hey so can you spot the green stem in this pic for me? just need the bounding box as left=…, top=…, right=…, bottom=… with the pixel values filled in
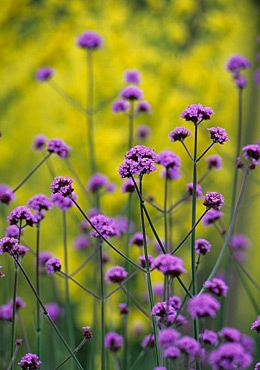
left=99, top=240, right=105, bottom=370
left=181, top=140, right=194, bottom=161
left=54, top=339, right=86, bottom=370
left=36, top=222, right=41, bottom=356
left=128, top=102, right=135, bottom=149
left=164, top=175, right=168, bottom=251
left=235, top=263, right=259, bottom=314
left=57, top=271, right=100, bottom=300
left=120, top=285, right=150, bottom=319
left=196, top=142, right=215, bottom=162
left=87, top=50, right=96, bottom=174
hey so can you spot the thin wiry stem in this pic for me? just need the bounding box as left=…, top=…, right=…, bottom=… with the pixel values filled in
left=6, top=342, right=20, bottom=370
left=128, top=102, right=135, bottom=149
left=181, top=140, right=194, bottom=161
left=36, top=222, right=41, bottom=356
left=164, top=175, right=169, bottom=251
left=57, top=271, right=100, bottom=300
left=86, top=50, right=96, bottom=174
left=54, top=339, right=86, bottom=370
left=105, top=271, right=137, bottom=299
left=120, top=284, right=150, bottom=319
left=196, top=142, right=215, bottom=162
left=70, top=249, right=98, bottom=277
left=98, top=240, right=105, bottom=370
left=235, top=263, right=259, bottom=314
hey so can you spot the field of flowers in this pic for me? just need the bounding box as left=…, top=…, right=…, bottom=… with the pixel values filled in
left=0, top=1, right=260, bottom=369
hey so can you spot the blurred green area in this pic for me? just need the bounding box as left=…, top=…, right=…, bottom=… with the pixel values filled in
left=0, top=0, right=260, bottom=368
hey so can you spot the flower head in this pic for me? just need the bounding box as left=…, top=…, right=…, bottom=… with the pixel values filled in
left=139, top=255, right=153, bottom=268
left=45, top=303, right=62, bottom=321
left=180, top=104, right=214, bottom=124
left=119, top=145, right=157, bottom=178
left=0, top=237, right=19, bottom=255
left=152, top=254, right=186, bottom=277
left=151, top=301, right=175, bottom=318
left=208, top=127, right=229, bottom=144
left=203, top=192, right=224, bottom=210
left=39, top=251, right=52, bottom=268
left=5, top=225, right=20, bottom=238
left=35, top=66, right=54, bottom=81
left=158, top=328, right=180, bottom=349
left=104, top=332, right=123, bottom=352
left=124, top=70, right=141, bottom=84
left=0, top=184, right=15, bottom=205
left=163, top=346, right=181, bottom=360
left=195, top=238, right=212, bottom=255
left=121, top=178, right=135, bottom=193
left=188, top=293, right=220, bottom=318
left=51, top=193, right=75, bottom=211
left=118, top=303, right=129, bottom=315
left=82, top=326, right=92, bottom=339
left=168, top=126, right=192, bottom=142
left=112, top=99, right=130, bottom=113
left=46, top=257, right=61, bottom=274
left=33, top=134, right=47, bottom=151
left=48, top=138, right=70, bottom=158
left=77, top=30, right=103, bottom=49
left=177, top=336, right=202, bottom=358
left=51, top=176, right=74, bottom=197
left=251, top=316, right=260, bottom=333
left=120, top=85, right=143, bottom=100
left=219, top=327, right=241, bottom=342
left=0, top=304, right=12, bottom=321
left=242, top=144, right=260, bottom=164
left=200, top=329, right=218, bottom=346
left=206, top=155, right=222, bottom=170
left=136, top=101, right=151, bottom=113
left=226, top=55, right=251, bottom=74
left=74, top=234, right=90, bottom=250
left=136, top=125, right=151, bottom=140
left=130, top=232, right=149, bottom=247
left=8, top=206, right=36, bottom=227
left=204, top=278, right=228, bottom=297
left=142, top=334, right=154, bottom=348
left=105, top=266, right=128, bottom=283
left=90, top=214, right=119, bottom=238
left=156, top=151, right=180, bottom=169
left=203, top=209, right=224, bottom=226
left=27, top=194, right=52, bottom=217
left=235, top=75, right=247, bottom=89
left=187, top=183, right=203, bottom=198
left=87, top=173, right=115, bottom=193
left=18, top=353, right=42, bottom=369
left=209, top=343, right=252, bottom=370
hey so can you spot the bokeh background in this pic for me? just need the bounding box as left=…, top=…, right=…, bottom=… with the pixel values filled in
left=0, top=0, right=260, bottom=368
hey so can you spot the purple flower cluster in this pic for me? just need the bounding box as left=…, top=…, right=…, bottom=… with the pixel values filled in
left=51, top=176, right=74, bottom=197
left=18, top=353, right=42, bottom=369
left=242, top=144, right=260, bottom=165
left=136, top=125, right=151, bottom=140
left=187, top=183, right=203, bottom=198
left=251, top=316, right=260, bottom=333
left=195, top=238, right=212, bottom=255
left=105, top=266, right=128, bottom=283
left=168, top=126, right=192, bottom=142
left=177, top=336, right=202, bottom=358
left=121, top=178, right=135, bottom=193
left=203, top=192, right=224, bottom=210
left=203, top=209, right=224, bottom=226
left=226, top=55, right=251, bottom=89
left=156, top=151, right=180, bottom=180
left=206, top=155, right=222, bottom=170
left=136, top=100, right=151, bottom=113
left=180, top=104, right=214, bottom=124
left=188, top=293, right=220, bottom=318
left=46, top=257, right=61, bottom=274
left=104, top=332, right=123, bottom=352
left=33, top=134, right=47, bottom=151
left=230, top=234, right=250, bottom=263
left=112, top=99, right=130, bottom=113
left=74, top=234, right=90, bottom=250
left=35, top=67, right=54, bottom=81
left=130, top=232, right=149, bottom=247
left=87, top=173, right=115, bottom=193
left=204, top=278, right=228, bottom=297
left=27, top=194, right=52, bottom=221
left=219, top=327, right=241, bottom=342
left=158, top=328, right=180, bottom=349
left=77, top=30, right=103, bottom=50
left=139, top=255, right=153, bottom=268
left=51, top=193, right=75, bottom=211
left=152, top=254, right=186, bottom=277
left=0, top=184, right=15, bottom=205
left=124, top=70, right=141, bottom=84
left=90, top=214, right=119, bottom=238
left=8, top=206, right=36, bottom=227
left=200, top=329, right=218, bottom=346
left=45, top=303, right=62, bottom=321
left=208, top=127, right=229, bottom=144
left=119, top=145, right=157, bottom=178
left=142, top=334, right=154, bottom=348
left=47, top=138, right=70, bottom=158
left=120, top=85, right=143, bottom=100
left=209, top=343, right=252, bottom=369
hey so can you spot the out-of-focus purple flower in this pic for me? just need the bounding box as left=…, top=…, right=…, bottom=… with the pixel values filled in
left=219, top=327, right=241, bottom=342
left=27, top=194, right=52, bottom=220
left=0, top=237, right=19, bottom=255
left=142, top=334, right=154, bottom=348
left=130, top=232, right=149, bottom=247
left=151, top=301, right=175, bottom=318
left=152, top=283, right=164, bottom=298
left=162, top=166, right=180, bottom=180
left=46, top=257, right=61, bottom=274
left=177, top=336, right=202, bottom=358
left=208, top=127, right=229, bottom=144
left=5, top=225, right=20, bottom=238
left=152, top=254, right=186, bottom=277
left=169, top=296, right=182, bottom=311
left=77, top=30, right=103, bottom=49
left=203, top=192, right=224, bottom=210
left=203, top=209, right=224, bottom=226
left=105, top=266, right=128, bottom=284
left=90, top=214, right=119, bottom=238
left=0, top=303, right=12, bottom=321
left=51, top=193, right=76, bottom=211
left=188, top=293, right=220, bottom=319
left=255, top=68, right=260, bottom=86
left=226, top=55, right=251, bottom=74
left=240, top=335, right=255, bottom=354
left=195, top=238, right=212, bottom=255
left=206, top=155, right=222, bottom=170
left=82, top=326, right=92, bottom=339
left=8, top=206, right=36, bottom=227
left=45, top=303, right=62, bottom=321
left=74, top=234, right=90, bottom=250
left=235, top=75, right=247, bottom=89
left=187, top=183, right=203, bottom=198
left=124, top=70, right=141, bottom=84
left=87, top=173, right=115, bottom=193
left=242, top=144, right=260, bottom=164
left=251, top=316, right=260, bottom=333
left=112, top=99, right=130, bottom=113
left=0, top=184, right=15, bottom=205
left=48, top=138, right=70, bottom=158
left=18, top=353, right=42, bottom=369
left=136, top=101, right=151, bottom=113
left=51, top=176, right=74, bottom=197
left=35, top=66, right=54, bottom=81
left=200, top=329, right=218, bottom=346
left=255, top=362, right=260, bottom=370
left=136, top=125, right=151, bottom=140
left=121, top=85, right=143, bottom=101
left=209, top=343, right=252, bottom=370
left=180, top=104, right=214, bottom=124
left=13, top=297, right=26, bottom=310
left=121, top=178, right=135, bottom=193
left=104, top=332, right=123, bottom=352
left=204, top=278, right=228, bottom=297
left=33, top=134, right=47, bottom=151
left=114, top=217, right=133, bottom=236
left=158, top=328, right=180, bottom=349
left=154, top=367, right=166, bottom=370
left=17, top=245, right=29, bottom=257
left=163, top=346, right=181, bottom=360
left=229, top=234, right=250, bottom=259
left=169, top=126, right=192, bottom=142
left=156, top=151, right=180, bottom=169
left=118, top=303, right=129, bottom=315
left=39, top=251, right=52, bottom=268
left=119, top=145, right=157, bottom=178
left=139, top=255, right=153, bottom=268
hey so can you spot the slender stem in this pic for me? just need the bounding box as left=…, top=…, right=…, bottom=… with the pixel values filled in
left=196, top=142, right=215, bottom=162
left=120, top=284, right=150, bottom=319
left=181, top=140, right=194, bottom=161
left=235, top=263, right=259, bottom=314
left=54, top=339, right=86, bottom=370
left=36, top=222, right=41, bottom=356
left=139, top=177, right=160, bottom=366
left=57, top=271, right=100, bottom=300
left=164, top=175, right=169, bottom=251
left=198, top=171, right=209, bottom=184
left=18, top=312, right=30, bottom=352
left=65, top=158, right=92, bottom=204
left=6, top=342, right=20, bottom=370
left=176, top=276, right=193, bottom=298
left=128, top=102, right=135, bottom=149
left=70, top=249, right=98, bottom=277
left=145, top=198, right=164, bottom=213
left=99, top=240, right=105, bottom=370
left=105, top=271, right=137, bottom=299
left=113, top=354, right=121, bottom=370
left=12, top=153, right=51, bottom=193
left=87, top=50, right=96, bottom=174
left=167, top=194, right=189, bottom=213
left=129, top=349, right=145, bottom=370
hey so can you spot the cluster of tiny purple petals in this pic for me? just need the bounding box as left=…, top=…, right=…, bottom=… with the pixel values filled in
left=27, top=194, right=52, bottom=213
left=139, top=255, right=153, bottom=268
left=74, top=234, right=90, bottom=250
left=156, top=151, right=180, bottom=169
left=136, top=125, right=151, bottom=140
left=168, top=126, right=192, bottom=142
left=39, top=251, right=52, bottom=267
left=121, top=178, right=135, bottom=193
left=18, top=353, right=42, bottom=369
left=105, top=266, right=128, bottom=283
left=35, top=66, right=54, bottom=81
left=51, top=193, right=75, bottom=211
left=219, top=327, right=241, bottom=342
left=180, top=104, right=214, bottom=123
left=77, top=30, right=103, bottom=49
left=200, top=329, right=218, bottom=346
left=47, top=138, right=70, bottom=158
left=120, top=85, right=143, bottom=100
left=104, top=332, right=123, bottom=352
left=90, top=214, right=119, bottom=238
left=206, top=155, right=222, bottom=170
left=203, top=209, right=224, bottom=226
left=51, top=176, right=74, bottom=197
left=195, top=238, right=212, bottom=255
left=5, top=225, right=20, bottom=238
left=0, top=303, right=12, bottom=321
left=33, top=134, right=47, bottom=151
left=152, top=254, right=186, bottom=277
left=124, top=70, right=141, bottom=84
left=118, top=303, right=128, bottom=315
left=242, top=144, right=260, bottom=164
left=112, top=99, right=130, bottom=113
left=163, top=346, right=181, bottom=359
left=177, top=336, right=202, bottom=358
left=151, top=301, right=175, bottom=318
left=46, top=257, right=61, bottom=274
left=188, top=293, right=220, bottom=318
left=142, top=334, right=154, bottom=348
left=251, top=316, right=260, bottom=333
left=187, top=183, right=203, bottom=198
left=130, top=232, right=149, bottom=247
left=8, top=206, right=36, bottom=227
left=87, top=173, right=115, bottom=193
left=136, top=101, right=151, bottom=113
left=226, top=55, right=251, bottom=73
left=204, top=278, right=228, bottom=297
left=203, top=192, right=224, bottom=210
left=119, top=145, right=157, bottom=178
left=0, top=184, right=15, bottom=205
left=209, top=343, right=252, bottom=370
left=208, top=127, right=229, bottom=144
left=82, top=326, right=92, bottom=339
left=45, top=303, right=62, bottom=321
left=0, top=237, right=19, bottom=255
left=158, top=328, right=180, bottom=349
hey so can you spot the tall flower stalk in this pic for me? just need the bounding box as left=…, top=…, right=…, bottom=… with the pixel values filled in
left=35, top=222, right=41, bottom=356
left=98, top=239, right=105, bottom=370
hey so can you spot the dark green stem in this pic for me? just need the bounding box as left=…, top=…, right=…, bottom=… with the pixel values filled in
left=99, top=240, right=105, bottom=370
left=36, top=222, right=41, bottom=356
left=54, top=339, right=86, bottom=370
left=87, top=50, right=96, bottom=174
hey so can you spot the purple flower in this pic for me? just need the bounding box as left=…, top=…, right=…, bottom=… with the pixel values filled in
left=255, top=362, right=260, bottom=370
left=206, top=155, right=222, bottom=170
left=152, top=254, right=186, bottom=277
left=136, top=101, right=151, bottom=113
left=187, top=183, right=203, bottom=198
left=121, top=178, right=135, bottom=193
left=142, top=334, right=154, bottom=348
left=45, top=303, right=62, bottom=321
left=195, top=238, right=212, bottom=255
left=177, top=336, right=202, bottom=358
left=77, top=30, right=103, bottom=50
left=120, top=85, right=143, bottom=100
left=242, top=144, right=260, bottom=164
left=163, top=346, right=181, bottom=360
left=151, top=301, right=175, bottom=318
left=180, top=104, right=214, bottom=124
left=163, top=166, right=180, bottom=180
left=203, top=192, right=224, bottom=210
left=90, top=214, right=119, bottom=238
left=119, top=145, right=157, bottom=178
left=48, top=138, right=70, bottom=158
left=74, top=234, right=90, bottom=250
left=158, top=328, right=180, bottom=349
left=82, top=326, right=92, bottom=339
left=0, top=304, right=12, bottom=321
left=13, top=297, right=26, bottom=310
left=27, top=194, right=52, bottom=219
left=33, top=134, right=47, bottom=151
left=188, top=293, right=220, bottom=318
left=139, top=255, right=153, bottom=268
left=240, top=335, right=254, bottom=354
left=226, top=55, right=251, bottom=74
left=235, top=75, right=247, bottom=89
left=124, top=70, right=141, bottom=84
left=154, top=367, right=166, bottom=370
left=156, top=151, right=180, bottom=169
left=105, top=266, right=128, bottom=283
left=46, top=257, right=61, bottom=274
left=168, top=126, right=192, bottom=142
left=136, top=125, right=151, bottom=140
left=51, top=193, right=75, bottom=211
left=200, top=329, right=218, bottom=346
left=5, top=225, right=20, bottom=238
left=112, top=99, right=130, bottom=113
left=209, top=343, right=252, bottom=370
left=208, top=127, right=229, bottom=144
left=230, top=234, right=250, bottom=262
left=104, top=332, right=123, bottom=352
left=251, top=316, right=260, bottom=333
left=118, top=303, right=129, bottom=315
left=51, top=176, right=74, bottom=197
left=114, top=217, right=133, bottom=235
left=0, top=184, right=15, bottom=205
left=255, top=68, right=260, bottom=86
left=130, top=232, right=149, bottom=247
left=8, top=206, right=36, bottom=227
left=0, top=237, right=19, bottom=255
left=169, top=296, right=182, bottom=310
left=18, top=353, right=42, bottom=369
left=204, top=278, right=228, bottom=297
left=87, top=173, right=115, bottom=193
left=203, top=209, right=224, bottom=226
left=39, top=251, right=52, bottom=268
left=35, top=66, right=54, bottom=81
left=219, top=327, right=241, bottom=342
